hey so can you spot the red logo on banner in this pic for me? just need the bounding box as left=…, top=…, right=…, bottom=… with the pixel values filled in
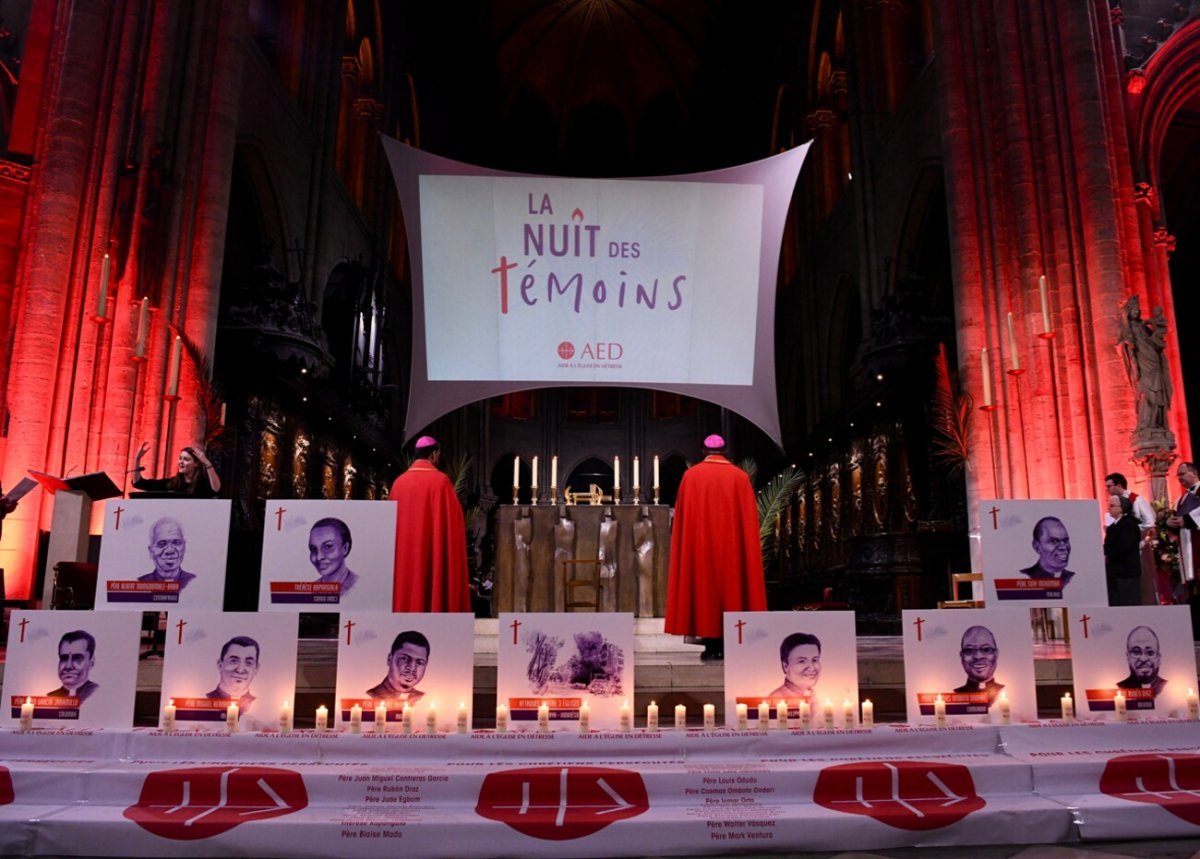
left=1100, top=753, right=1200, bottom=825
left=476, top=765, right=648, bottom=840
left=813, top=760, right=985, bottom=831
left=123, top=766, right=307, bottom=840
left=557, top=341, right=575, bottom=360
left=0, top=766, right=13, bottom=806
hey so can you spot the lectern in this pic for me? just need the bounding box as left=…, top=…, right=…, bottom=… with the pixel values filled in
left=29, top=470, right=120, bottom=607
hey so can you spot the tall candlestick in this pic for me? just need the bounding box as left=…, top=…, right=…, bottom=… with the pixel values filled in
left=934, top=694, right=946, bottom=727
left=653, top=455, right=660, bottom=488
left=1114, top=691, right=1127, bottom=722
left=279, top=700, right=293, bottom=734
left=19, top=697, right=33, bottom=732
left=226, top=701, right=239, bottom=734
left=735, top=702, right=748, bottom=731
left=674, top=703, right=687, bottom=730
left=776, top=699, right=789, bottom=730
left=1006, top=312, right=1021, bottom=372
left=315, top=704, right=329, bottom=732
left=551, top=455, right=558, bottom=489
left=531, top=455, right=539, bottom=492
left=426, top=703, right=438, bottom=734
left=998, top=690, right=1011, bottom=725
left=97, top=253, right=111, bottom=320
left=134, top=297, right=149, bottom=360
left=861, top=699, right=874, bottom=729
left=1060, top=692, right=1074, bottom=721
left=646, top=701, right=659, bottom=731
left=374, top=701, right=388, bottom=734
left=537, top=701, right=550, bottom=733
left=981, top=348, right=993, bottom=408
left=166, top=334, right=182, bottom=397
left=703, top=703, right=715, bottom=730
left=495, top=704, right=509, bottom=733
left=1039, top=275, right=1051, bottom=335
left=163, top=699, right=177, bottom=733
left=619, top=699, right=632, bottom=733
left=513, top=455, right=520, bottom=487
left=613, top=456, right=620, bottom=493
left=633, top=456, right=640, bottom=488
left=457, top=701, right=469, bottom=734
left=349, top=702, right=363, bottom=733
left=579, top=700, right=591, bottom=733
left=402, top=703, right=414, bottom=734
left=822, top=699, right=835, bottom=730
left=219, top=402, right=227, bottom=427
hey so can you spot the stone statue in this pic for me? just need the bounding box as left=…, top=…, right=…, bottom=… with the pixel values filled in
left=1119, top=296, right=1172, bottom=433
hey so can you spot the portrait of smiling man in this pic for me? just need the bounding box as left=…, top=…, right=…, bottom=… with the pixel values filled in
left=953, top=625, right=1004, bottom=705
left=1020, top=516, right=1076, bottom=585
left=365, top=630, right=430, bottom=704
left=46, top=630, right=99, bottom=702
left=138, top=516, right=196, bottom=589
left=308, top=517, right=359, bottom=595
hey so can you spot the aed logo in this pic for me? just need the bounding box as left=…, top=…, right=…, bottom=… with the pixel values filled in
left=813, top=760, right=985, bottom=831
left=556, top=342, right=623, bottom=361
left=476, top=765, right=648, bottom=840
left=0, top=765, right=12, bottom=806
left=1100, top=753, right=1200, bottom=825
left=123, top=766, right=308, bottom=840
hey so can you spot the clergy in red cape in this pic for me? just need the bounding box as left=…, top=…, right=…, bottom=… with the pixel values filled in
left=665, top=434, right=765, bottom=660
left=389, top=436, right=471, bottom=612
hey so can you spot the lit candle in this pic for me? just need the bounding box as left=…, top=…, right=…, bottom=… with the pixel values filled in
left=315, top=704, right=329, bottom=732
left=374, top=701, right=388, bottom=734
left=633, top=456, right=640, bottom=488
left=134, top=297, right=149, bottom=359
left=822, top=699, right=835, bottom=730
left=1114, top=691, right=1127, bottom=722
left=98, top=252, right=110, bottom=319
left=1007, top=312, right=1020, bottom=371
left=842, top=698, right=855, bottom=728
left=226, top=701, right=239, bottom=734
left=776, top=699, right=789, bottom=730
left=578, top=700, right=591, bottom=733
left=457, top=701, right=469, bottom=734
left=674, top=703, right=687, bottom=730
left=653, top=455, right=660, bottom=488
left=19, top=697, right=33, bottom=732
left=646, top=701, right=659, bottom=731
left=495, top=704, right=509, bottom=733
left=1187, top=689, right=1199, bottom=720
left=620, top=699, right=633, bottom=733
left=735, top=702, right=748, bottom=731
left=613, top=456, right=620, bottom=492
left=981, top=348, right=993, bottom=407
left=757, top=701, right=770, bottom=731
left=166, top=334, right=182, bottom=397
left=163, top=699, right=177, bottom=733
left=426, top=702, right=438, bottom=734
left=551, top=455, right=558, bottom=488
left=349, top=702, right=363, bottom=733
left=703, top=703, right=715, bottom=730
left=1039, top=275, right=1051, bottom=334
left=531, top=455, right=538, bottom=491
left=279, top=700, right=293, bottom=734
left=537, top=701, right=550, bottom=733
left=219, top=402, right=227, bottom=427
left=799, top=699, right=811, bottom=730
left=861, top=699, right=874, bottom=729
left=1061, top=692, right=1074, bottom=721
left=998, top=690, right=1012, bottom=725
left=513, top=455, right=519, bottom=487
left=934, top=694, right=946, bottom=727
left=402, top=703, right=414, bottom=734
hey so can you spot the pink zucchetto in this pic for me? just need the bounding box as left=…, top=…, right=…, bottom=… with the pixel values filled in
left=703, top=434, right=725, bottom=450
left=415, top=436, right=438, bottom=450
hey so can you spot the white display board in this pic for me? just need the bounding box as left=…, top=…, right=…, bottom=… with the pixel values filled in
left=1, top=610, right=141, bottom=729
left=1069, top=605, right=1199, bottom=720
left=159, top=611, right=299, bottom=732
left=497, top=613, right=634, bottom=731
left=257, top=499, right=398, bottom=611
left=901, top=609, right=1037, bottom=724
left=334, top=612, right=475, bottom=731
left=95, top=498, right=231, bottom=610
left=978, top=499, right=1107, bottom=608
left=723, top=611, right=859, bottom=727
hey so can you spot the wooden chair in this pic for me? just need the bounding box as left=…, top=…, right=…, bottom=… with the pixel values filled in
left=937, top=572, right=984, bottom=609
left=562, top=559, right=602, bottom=612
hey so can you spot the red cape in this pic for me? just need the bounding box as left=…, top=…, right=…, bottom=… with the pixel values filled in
left=665, top=455, right=766, bottom=638
left=389, top=460, right=470, bottom=612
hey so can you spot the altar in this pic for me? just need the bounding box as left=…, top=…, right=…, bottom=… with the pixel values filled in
left=493, top=504, right=671, bottom=616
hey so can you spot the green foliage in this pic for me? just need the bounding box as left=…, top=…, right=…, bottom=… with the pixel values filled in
left=742, top=460, right=802, bottom=564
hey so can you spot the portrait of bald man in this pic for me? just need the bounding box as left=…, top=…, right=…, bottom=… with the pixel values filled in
left=953, top=625, right=1005, bottom=705
left=1116, top=625, right=1167, bottom=698
left=1020, top=516, right=1076, bottom=585
left=138, top=516, right=196, bottom=589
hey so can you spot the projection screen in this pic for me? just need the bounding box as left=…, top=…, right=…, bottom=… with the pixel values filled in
left=381, top=137, right=810, bottom=447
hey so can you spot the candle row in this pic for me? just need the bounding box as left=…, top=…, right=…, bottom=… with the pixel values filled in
left=512, top=455, right=661, bottom=489
left=979, top=276, right=1057, bottom=406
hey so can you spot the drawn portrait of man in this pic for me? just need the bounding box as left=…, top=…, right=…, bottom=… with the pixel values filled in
left=206, top=636, right=260, bottom=714
left=1116, top=625, right=1166, bottom=698
left=138, top=516, right=196, bottom=589
left=766, top=632, right=822, bottom=705
left=309, top=517, right=358, bottom=595
left=953, top=625, right=1004, bottom=705
left=46, top=630, right=99, bottom=701
left=365, top=630, right=429, bottom=704
left=1020, top=516, right=1075, bottom=584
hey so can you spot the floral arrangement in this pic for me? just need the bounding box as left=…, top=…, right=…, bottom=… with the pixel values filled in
left=1151, top=498, right=1181, bottom=579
